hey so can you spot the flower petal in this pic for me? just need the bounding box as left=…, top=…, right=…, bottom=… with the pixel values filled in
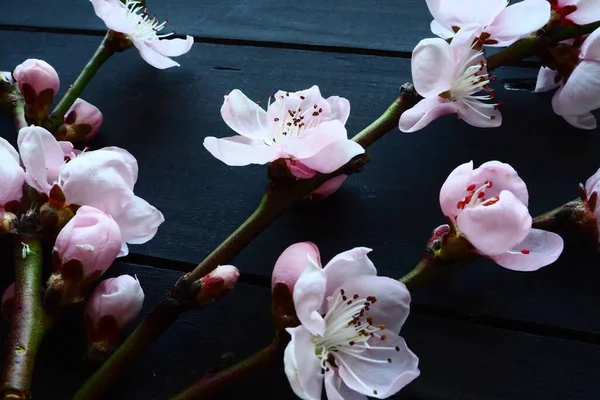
left=472, top=160, right=529, bottom=206
left=147, top=36, right=194, bottom=57
left=89, top=0, right=132, bottom=34
left=299, top=139, right=364, bottom=174
left=569, top=0, right=600, bottom=26
left=272, top=242, right=322, bottom=291
left=489, top=229, right=564, bottom=271
left=398, top=97, right=456, bottom=133
left=203, top=136, right=279, bottom=166
left=485, top=0, right=550, bottom=47
left=324, top=371, right=367, bottom=400
left=439, top=160, right=475, bottom=218
left=458, top=190, right=532, bottom=256
left=0, top=137, right=24, bottom=205
left=220, top=89, right=269, bottom=140
left=18, top=126, right=65, bottom=193
left=134, top=41, right=180, bottom=69
left=293, top=255, right=327, bottom=336
left=455, top=100, right=502, bottom=128
left=552, top=60, right=600, bottom=117
left=411, top=38, right=454, bottom=98
left=326, top=95, right=351, bottom=125
left=585, top=167, right=600, bottom=197
left=112, top=196, right=164, bottom=246
left=283, top=120, right=348, bottom=160
left=326, top=276, right=411, bottom=333
left=312, top=175, right=348, bottom=198
left=322, top=247, right=376, bottom=299
left=430, top=19, right=456, bottom=39
left=534, top=67, right=561, bottom=93
left=426, top=0, right=507, bottom=32
left=563, top=113, right=597, bottom=130
left=284, top=326, right=323, bottom=400
left=337, top=332, right=419, bottom=398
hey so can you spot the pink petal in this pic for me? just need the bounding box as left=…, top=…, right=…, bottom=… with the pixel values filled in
left=552, top=60, right=600, bottom=117
left=99, top=146, right=139, bottom=184
left=325, top=276, right=411, bottom=334
left=455, top=99, right=502, bottom=128
left=203, top=136, right=279, bottom=166
left=17, top=126, right=65, bottom=193
left=293, top=256, right=327, bottom=336
left=147, top=36, right=194, bottom=57
left=426, top=0, right=507, bottom=31
left=272, top=242, right=322, bottom=292
left=585, top=167, right=600, bottom=197
left=285, top=160, right=317, bottom=179
left=398, top=97, right=456, bottom=133
left=322, top=247, right=376, bottom=300
left=299, top=139, right=364, bottom=174
left=0, top=138, right=24, bottom=205
left=220, top=89, right=268, bottom=140
left=112, top=196, right=164, bottom=246
left=569, top=0, right=600, bottom=26
left=324, top=371, right=367, bottom=400
left=284, top=326, right=323, bottom=400
left=457, top=190, right=532, bottom=256
left=439, top=160, right=475, bottom=218
left=472, top=160, right=529, bottom=206
left=581, top=27, right=600, bottom=60
left=411, top=38, right=454, bottom=98
left=489, top=229, right=564, bottom=271
left=134, top=41, right=180, bottom=69
left=283, top=120, right=348, bottom=160
left=326, top=96, right=351, bottom=125
left=89, top=0, right=132, bottom=34
left=562, top=113, right=597, bottom=130
left=312, top=175, right=348, bottom=198
left=430, top=19, right=456, bottom=39
left=485, top=0, right=550, bottom=46
left=337, top=332, right=419, bottom=398
left=534, top=67, right=561, bottom=93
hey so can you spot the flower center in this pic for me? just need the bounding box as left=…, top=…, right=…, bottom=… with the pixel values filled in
left=262, top=92, right=325, bottom=146
left=456, top=180, right=498, bottom=210
left=122, top=0, right=173, bottom=42
left=312, top=288, right=401, bottom=396
left=440, top=46, right=500, bottom=121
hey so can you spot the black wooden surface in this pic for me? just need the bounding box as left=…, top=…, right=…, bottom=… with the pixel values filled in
left=2, top=1, right=600, bottom=399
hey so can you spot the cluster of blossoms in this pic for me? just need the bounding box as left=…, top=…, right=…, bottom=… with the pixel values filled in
left=400, top=0, right=600, bottom=132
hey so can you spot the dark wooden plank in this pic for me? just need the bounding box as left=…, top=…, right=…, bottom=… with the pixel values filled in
left=3, top=262, right=600, bottom=399
left=1, top=0, right=432, bottom=53
left=2, top=31, right=600, bottom=336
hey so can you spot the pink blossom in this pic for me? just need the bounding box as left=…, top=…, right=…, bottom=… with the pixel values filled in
left=440, top=161, right=564, bottom=271
left=583, top=167, right=600, bottom=237
left=0, top=137, right=24, bottom=208
left=196, top=265, right=240, bottom=306
left=425, top=0, right=550, bottom=46
left=535, top=28, right=600, bottom=129
left=204, top=86, right=364, bottom=174
left=90, top=0, right=193, bottom=69
left=17, top=126, right=164, bottom=256
left=272, top=242, right=321, bottom=293
left=13, top=59, right=60, bottom=99
left=58, top=98, right=103, bottom=142
left=282, top=245, right=419, bottom=399
left=84, top=275, right=144, bottom=332
left=399, top=29, right=501, bottom=133
left=53, top=206, right=122, bottom=279
left=285, top=159, right=348, bottom=199
left=551, top=0, right=600, bottom=26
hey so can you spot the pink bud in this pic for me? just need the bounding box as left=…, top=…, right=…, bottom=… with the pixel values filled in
left=13, top=59, right=60, bottom=99
left=195, top=265, right=240, bottom=306
left=84, top=275, right=145, bottom=334
left=53, top=206, right=122, bottom=279
left=57, top=98, right=103, bottom=142
left=272, top=242, right=321, bottom=293
left=284, top=160, right=347, bottom=200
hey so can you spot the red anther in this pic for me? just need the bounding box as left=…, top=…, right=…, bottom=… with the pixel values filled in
left=467, top=184, right=476, bottom=191
left=521, top=249, right=530, bottom=255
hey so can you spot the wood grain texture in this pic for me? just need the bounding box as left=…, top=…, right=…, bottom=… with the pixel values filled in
left=3, top=262, right=600, bottom=399
left=1, top=30, right=600, bottom=338
left=0, top=0, right=432, bottom=53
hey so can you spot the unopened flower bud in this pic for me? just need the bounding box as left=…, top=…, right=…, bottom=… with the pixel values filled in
left=13, top=59, right=60, bottom=123
left=194, top=265, right=240, bottom=307
left=1, top=283, right=15, bottom=322
left=55, top=98, right=103, bottom=143
left=84, top=275, right=144, bottom=360
left=0, top=210, right=18, bottom=233
left=47, top=206, right=122, bottom=306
